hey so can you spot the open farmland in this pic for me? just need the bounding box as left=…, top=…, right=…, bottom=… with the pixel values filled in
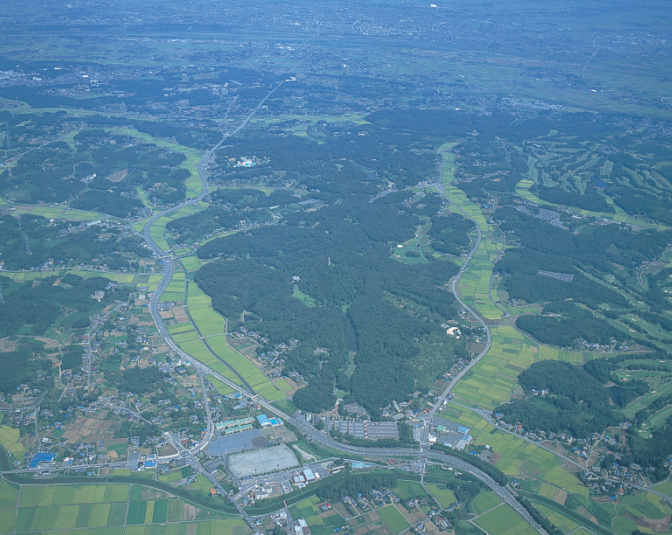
left=377, top=505, right=410, bottom=535
left=4, top=481, right=249, bottom=535
left=474, top=504, right=539, bottom=535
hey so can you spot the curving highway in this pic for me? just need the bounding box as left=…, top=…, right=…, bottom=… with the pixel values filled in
left=137, top=92, right=549, bottom=534
left=425, top=162, right=494, bottom=427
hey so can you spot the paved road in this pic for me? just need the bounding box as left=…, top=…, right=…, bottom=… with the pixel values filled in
left=134, top=92, right=549, bottom=534
left=424, top=170, right=493, bottom=430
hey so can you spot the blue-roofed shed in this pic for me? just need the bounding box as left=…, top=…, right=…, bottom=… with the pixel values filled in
left=256, top=414, right=271, bottom=427
left=29, top=452, right=56, bottom=468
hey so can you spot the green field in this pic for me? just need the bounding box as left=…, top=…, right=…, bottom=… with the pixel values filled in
left=292, top=286, right=317, bottom=307
left=452, top=325, right=589, bottom=409
left=470, top=491, right=501, bottom=515
left=392, top=480, right=428, bottom=501
left=19, top=484, right=129, bottom=508
left=1, top=480, right=252, bottom=535
left=0, top=509, right=15, bottom=534
left=180, top=255, right=202, bottom=272
left=0, top=426, right=26, bottom=461
left=11, top=204, right=106, bottom=221
left=0, top=479, right=18, bottom=509
left=377, top=505, right=410, bottom=535
left=653, top=480, right=672, bottom=498
left=425, top=484, right=456, bottom=508
left=474, top=504, right=538, bottom=535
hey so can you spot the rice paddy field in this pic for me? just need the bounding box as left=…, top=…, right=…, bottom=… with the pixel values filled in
left=0, top=270, right=165, bottom=293
left=473, top=503, right=538, bottom=535
left=377, top=505, right=410, bottom=535
left=392, top=480, right=428, bottom=501
left=0, top=426, right=26, bottom=462
left=653, top=480, right=672, bottom=499
left=175, top=280, right=286, bottom=400
left=180, top=255, right=202, bottom=272
left=439, top=403, right=588, bottom=506
left=469, top=490, right=501, bottom=515
left=451, top=325, right=589, bottom=409
left=0, top=482, right=250, bottom=535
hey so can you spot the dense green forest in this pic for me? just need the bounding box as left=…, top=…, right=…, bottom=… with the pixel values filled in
left=164, top=187, right=306, bottom=243
left=0, top=128, right=193, bottom=207
left=0, top=214, right=150, bottom=270
left=610, top=187, right=672, bottom=225
left=531, top=183, right=613, bottom=213
left=0, top=274, right=121, bottom=337
left=491, top=204, right=672, bottom=346
left=60, top=345, right=84, bottom=371
left=166, top=206, right=249, bottom=243
left=427, top=212, right=475, bottom=256
left=113, top=366, right=166, bottom=394
left=210, top=123, right=436, bottom=191
left=315, top=473, right=397, bottom=501
left=494, top=361, right=618, bottom=438
left=195, top=132, right=471, bottom=414
left=628, top=421, right=672, bottom=481
left=516, top=310, right=621, bottom=348
left=0, top=348, right=53, bottom=394
left=209, top=188, right=298, bottom=209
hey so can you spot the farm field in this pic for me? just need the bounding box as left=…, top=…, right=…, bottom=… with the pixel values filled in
left=439, top=152, right=505, bottom=323
left=2, top=8, right=672, bottom=535
left=470, top=490, right=501, bottom=515
left=451, top=325, right=589, bottom=409
left=377, top=505, right=410, bottom=535
left=424, top=484, right=456, bottom=508
left=180, top=255, right=202, bottom=272
left=473, top=503, right=538, bottom=535
left=0, top=479, right=18, bottom=509
left=392, top=480, right=429, bottom=501
left=3, top=481, right=249, bottom=535
left=439, top=404, right=586, bottom=498
left=0, top=426, right=26, bottom=461
left=0, top=270, right=163, bottom=291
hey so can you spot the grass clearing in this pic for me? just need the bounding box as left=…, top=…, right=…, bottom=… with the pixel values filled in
left=392, top=480, right=428, bottom=500
left=425, top=484, right=456, bottom=508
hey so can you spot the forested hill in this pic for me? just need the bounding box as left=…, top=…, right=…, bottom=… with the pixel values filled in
left=195, top=129, right=475, bottom=414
